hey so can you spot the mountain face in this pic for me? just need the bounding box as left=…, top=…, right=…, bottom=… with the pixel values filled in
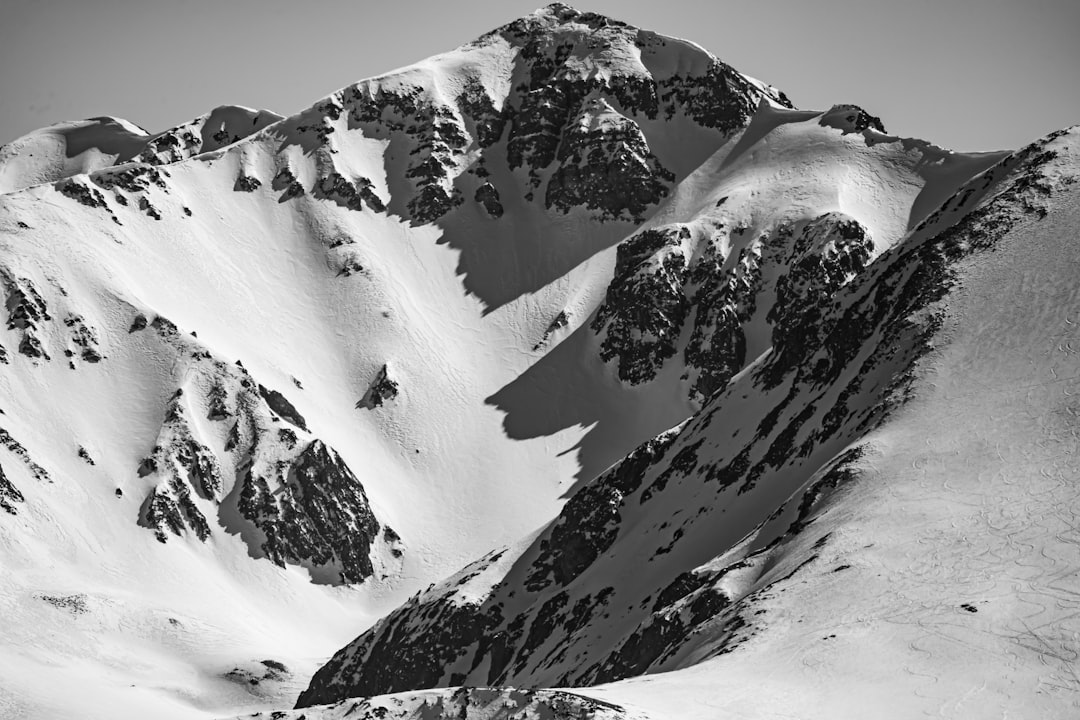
left=298, top=127, right=1080, bottom=710
left=1, top=5, right=1078, bottom=720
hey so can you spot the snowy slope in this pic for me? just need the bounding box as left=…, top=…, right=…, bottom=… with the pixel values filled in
left=0, top=5, right=794, bottom=717
left=2, top=4, right=1075, bottom=719
left=583, top=126, right=1080, bottom=720
left=0, top=106, right=283, bottom=195
left=296, top=125, right=1080, bottom=716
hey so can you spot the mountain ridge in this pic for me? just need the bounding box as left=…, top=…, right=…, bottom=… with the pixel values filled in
left=296, top=125, right=1080, bottom=707
left=0, top=4, right=1077, bottom=719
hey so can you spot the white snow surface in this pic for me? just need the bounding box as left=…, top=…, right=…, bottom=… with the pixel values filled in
left=585, top=132, right=1080, bottom=719
left=0, top=106, right=282, bottom=194
left=0, top=4, right=1074, bottom=719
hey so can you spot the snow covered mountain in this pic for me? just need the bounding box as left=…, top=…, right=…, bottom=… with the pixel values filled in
left=1, top=4, right=1077, bottom=719
left=0, top=106, right=284, bottom=195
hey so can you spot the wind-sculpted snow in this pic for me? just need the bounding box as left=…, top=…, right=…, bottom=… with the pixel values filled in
left=298, top=128, right=1080, bottom=706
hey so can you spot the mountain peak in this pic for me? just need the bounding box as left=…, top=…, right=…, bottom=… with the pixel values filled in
left=525, top=3, right=631, bottom=27
left=5, top=7, right=1078, bottom=720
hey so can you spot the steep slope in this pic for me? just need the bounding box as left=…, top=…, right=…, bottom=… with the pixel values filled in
left=1, top=4, right=1069, bottom=719
left=297, top=127, right=1080, bottom=719
left=584, top=125, right=1080, bottom=719
left=0, top=5, right=799, bottom=717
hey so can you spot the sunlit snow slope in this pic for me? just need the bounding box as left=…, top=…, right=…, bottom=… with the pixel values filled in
left=297, top=126, right=1080, bottom=719
left=1, top=4, right=1075, bottom=720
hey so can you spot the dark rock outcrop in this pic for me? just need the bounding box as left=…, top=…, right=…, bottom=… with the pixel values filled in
left=256, top=384, right=308, bottom=431
left=592, top=226, right=692, bottom=384
left=314, top=172, right=385, bottom=212
left=357, top=364, right=399, bottom=409
left=296, top=129, right=1078, bottom=706
left=140, top=477, right=212, bottom=543
left=0, top=428, right=50, bottom=483
left=4, top=272, right=52, bottom=361
left=131, top=347, right=393, bottom=583
left=592, top=212, right=875, bottom=402
left=237, top=439, right=383, bottom=584
left=267, top=3, right=783, bottom=230
left=545, top=99, right=674, bottom=222
left=474, top=181, right=503, bottom=218
left=295, top=686, right=635, bottom=719
left=0, top=463, right=23, bottom=514
left=234, top=174, right=261, bottom=192
left=820, top=103, right=886, bottom=134
left=63, top=314, right=104, bottom=363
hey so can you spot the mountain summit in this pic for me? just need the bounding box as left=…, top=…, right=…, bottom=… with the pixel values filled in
left=1, top=5, right=1078, bottom=719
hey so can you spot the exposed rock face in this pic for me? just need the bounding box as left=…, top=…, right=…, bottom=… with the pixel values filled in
left=533, top=309, right=570, bottom=350
left=222, top=2, right=786, bottom=234
left=819, top=103, right=886, bottom=134
left=3, top=272, right=52, bottom=360
left=592, top=226, right=693, bottom=384
left=526, top=428, right=681, bottom=590
left=256, top=384, right=308, bottom=431
left=313, top=172, right=385, bottom=213
left=56, top=178, right=110, bottom=211
left=357, top=364, right=399, bottom=409
left=137, top=389, right=223, bottom=543
left=767, top=214, right=874, bottom=361
left=141, top=474, right=213, bottom=543
left=546, top=98, right=674, bottom=221
left=474, top=181, right=503, bottom=218
left=273, top=168, right=305, bottom=200
left=592, top=212, right=874, bottom=401
left=0, top=427, right=50, bottom=483
left=131, top=322, right=394, bottom=584
left=237, top=439, right=381, bottom=584
left=93, top=163, right=169, bottom=194
left=0, top=463, right=23, bottom=514
left=2, top=273, right=107, bottom=365
left=297, top=129, right=1078, bottom=706
left=63, top=314, right=104, bottom=363
left=234, top=175, right=261, bottom=192
left=288, top=686, right=638, bottom=720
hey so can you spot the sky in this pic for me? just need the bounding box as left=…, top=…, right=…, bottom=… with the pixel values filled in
left=1, top=0, right=1077, bottom=152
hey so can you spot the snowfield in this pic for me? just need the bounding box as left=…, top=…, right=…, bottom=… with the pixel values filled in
left=0, top=4, right=1077, bottom=719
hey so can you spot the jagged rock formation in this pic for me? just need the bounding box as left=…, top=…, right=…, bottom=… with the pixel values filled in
left=0, top=463, right=23, bottom=514
left=246, top=686, right=643, bottom=720
left=297, top=127, right=1080, bottom=707
left=592, top=207, right=875, bottom=401
left=545, top=98, right=674, bottom=221
left=357, top=364, right=399, bottom=409
left=129, top=319, right=394, bottom=583
left=1, top=4, right=1078, bottom=719
left=242, top=1, right=789, bottom=232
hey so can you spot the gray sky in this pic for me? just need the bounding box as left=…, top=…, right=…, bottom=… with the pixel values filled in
left=1, top=0, right=1077, bottom=151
